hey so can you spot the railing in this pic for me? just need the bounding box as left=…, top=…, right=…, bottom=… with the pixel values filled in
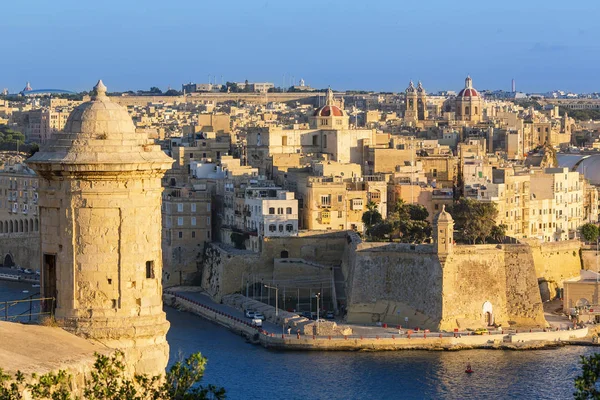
left=0, top=295, right=55, bottom=322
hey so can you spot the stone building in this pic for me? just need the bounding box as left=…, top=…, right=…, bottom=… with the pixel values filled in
left=0, top=160, right=40, bottom=269
left=27, top=80, right=173, bottom=376
left=455, top=76, right=483, bottom=123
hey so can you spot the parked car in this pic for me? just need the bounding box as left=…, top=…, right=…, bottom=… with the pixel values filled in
left=325, top=311, right=335, bottom=320
left=35, top=270, right=40, bottom=276
left=23, top=268, right=33, bottom=274
left=254, top=312, right=265, bottom=320
left=245, top=310, right=255, bottom=319
left=473, top=328, right=489, bottom=335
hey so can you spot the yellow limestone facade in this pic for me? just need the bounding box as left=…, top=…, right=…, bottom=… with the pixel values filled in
left=27, top=80, right=173, bottom=376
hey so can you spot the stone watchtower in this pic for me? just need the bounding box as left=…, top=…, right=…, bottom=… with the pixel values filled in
left=27, top=81, right=173, bottom=375
left=433, top=205, right=454, bottom=261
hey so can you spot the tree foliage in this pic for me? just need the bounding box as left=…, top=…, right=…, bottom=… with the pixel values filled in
left=366, top=199, right=431, bottom=243
left=0, top=351, right=225, bottom=400
left=581, top=223, right=600, bottom=244
left=575, top=353, right=600, bottom=399
left=448, top=198, right=500, bottom=244
left=362, top=201, right=383, bottom=231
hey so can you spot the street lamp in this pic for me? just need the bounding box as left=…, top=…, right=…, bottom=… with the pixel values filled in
left=315, top=292, right=321, bottom=324
left=264, top=284, right=279, bottom=317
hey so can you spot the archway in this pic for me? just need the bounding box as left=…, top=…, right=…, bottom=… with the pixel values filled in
left=9, top=220, right=13, bottom=233
left=280, top=250, right=289, bottom=259
left=482, top=301, right=493, bottom=326
left=0, top=222, right=3, bottom=234
left=4, top=221, right=7, bottom=233
left=29, top=219, right=33, bottom=232
left=34, top=219, right=38, bottom=231
left=577, top=298, right=590, bottom=307
left=4, top=254, right=14, bottom=268
left=19, top=220, right=23, bottom=232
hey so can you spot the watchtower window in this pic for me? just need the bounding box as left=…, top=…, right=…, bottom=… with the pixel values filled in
left=146, top=261, right=155, bottom=279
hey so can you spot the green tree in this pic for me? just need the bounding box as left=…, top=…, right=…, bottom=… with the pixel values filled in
left=0, top=351, right=225, bottom=400
left=149, top=87, right=162, bottom=94
left=581, top=223, right=600, bottom=244
left=362, top=201, right=382, bottom=231
left=575, top=353, right=600, bottom=399
left=489, top=224, right=507, bottom=243
left=448, top=198, right=499, bottom=244
left=165, top=89, right=181, bottom=96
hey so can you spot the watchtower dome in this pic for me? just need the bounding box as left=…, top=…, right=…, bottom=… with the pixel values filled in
left=27, top=80, right=173, bottom=375
left=433, top=205, right=454, bottom=258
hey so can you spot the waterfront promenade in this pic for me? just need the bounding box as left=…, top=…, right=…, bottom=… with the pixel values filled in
left=165, top=288, right=590, bottom=351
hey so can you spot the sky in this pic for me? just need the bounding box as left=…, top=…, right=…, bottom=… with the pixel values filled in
left=2, top=0, right=600, bottom=94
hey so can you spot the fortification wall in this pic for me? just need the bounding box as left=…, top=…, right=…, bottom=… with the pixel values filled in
left=201, top=232, right=347, bottom=301
left=0, top=232, right=40, bottom=270
left=440, top=245, right=510, bottom=331
left=345, top=242, right=443, bottom=329
left=526, top=239, right=582, bottom=299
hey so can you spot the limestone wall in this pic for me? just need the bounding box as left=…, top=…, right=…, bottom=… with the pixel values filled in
left=440, top=245, right=510, bottom=330
left=345, top=242, right=443, bottom=329
left=527, top=239, right=582, bottom=294
left=0, top=232, right=40, bottom=270
left=201, top=232, right=348, bottom=301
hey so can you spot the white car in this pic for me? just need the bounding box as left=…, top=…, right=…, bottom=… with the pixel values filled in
left=245, top=310, right=255, bottom=318
left=251, top=318, right=262, bottom=327
left=254, top=312, right=265, bottom=320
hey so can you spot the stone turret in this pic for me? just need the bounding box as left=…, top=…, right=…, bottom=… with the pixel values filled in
left=433, top=205, right=454, bottom=260
left=27, top=80, right=173, bottom=375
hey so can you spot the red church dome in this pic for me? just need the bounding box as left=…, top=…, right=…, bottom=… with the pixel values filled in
left=313, top=105, right=344, bottom=117
left=457, top=76, right=479, bottom=98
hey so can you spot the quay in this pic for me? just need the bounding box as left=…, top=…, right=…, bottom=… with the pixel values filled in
left=164, top=288, right=591, bottom=351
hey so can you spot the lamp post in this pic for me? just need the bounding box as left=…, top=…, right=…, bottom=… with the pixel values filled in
left=265, top=284, right=279, bottom=317
left=315, top=292, right=321, bottom=325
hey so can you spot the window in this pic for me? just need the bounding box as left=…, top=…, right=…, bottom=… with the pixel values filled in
left=207, top=231, right=211, bottom=239
left=320, top=195, right=331, bottom=206
left=286, top=224, right=294, bottom=232
left=282, top=136, right=287, bottom=146
left=338, top=195, right=343, bottom=203
left=191, top=203, right=196, bottom=212
left=338, top=211, right=343, bottom=218
left=269, top=207, right=275, bottom=214
left=279, top=224, right=283, bottom=232
left=189, top=153, right=194, bottom=159
left=313, top=135, right=319, bottom=146
left=286, top=207, right=292, bottom=214
left=269, top=224, right=276, bottom=232
left=178, top=231, right=183, bottom=238
left=207, top=216, right=211, bottom=224
left=192, top=231, right=196, bottom=238
left=277, top=207, right=283, bottom=214
left=434, top=204, right=439, bottom=210
left=323, top=134, right=327, bottom=148
left=177, top=217, right=184, bottom=226
left=146, top=261, right=155, bottom=279
left=191, top=217, right=196, bottom=226
left=321, top=210, right=331, bottom=223
left=177, top=203, right=183, bottom=212
left=352, top=199, right=363, bottom=211
left=207, top=203, right=211, bottom=212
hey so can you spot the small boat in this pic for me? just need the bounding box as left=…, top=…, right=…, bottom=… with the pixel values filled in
left=22, top=290, right=29, bottom=294
left=465, top=369, right=474, bottom=374
left=32, top=284, right=40, bottom=288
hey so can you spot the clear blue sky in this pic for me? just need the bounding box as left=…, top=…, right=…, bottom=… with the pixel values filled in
left=3, top=0, right=599, bottom=94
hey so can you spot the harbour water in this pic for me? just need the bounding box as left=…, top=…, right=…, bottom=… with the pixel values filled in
left=2, top=281, right=596, bottom=399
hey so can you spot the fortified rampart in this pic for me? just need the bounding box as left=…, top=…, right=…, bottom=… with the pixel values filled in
left=0, top=232, right=40, bottom=270
left=201, top=231, right=347, bottom=301
left=344, top=239, right=581, bottom=331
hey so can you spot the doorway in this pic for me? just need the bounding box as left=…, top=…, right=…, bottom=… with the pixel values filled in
left=3, top=254, right=14, bottom=268
left=42, top=254, right=57, bottom=314
left=482, top=301, right=494, bottom=326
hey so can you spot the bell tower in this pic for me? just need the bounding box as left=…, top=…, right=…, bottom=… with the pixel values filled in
left=27, top=80, right=173, bottom=376
left=404, top=81, right=418, bottom=125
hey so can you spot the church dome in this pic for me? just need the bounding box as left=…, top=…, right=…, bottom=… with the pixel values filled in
left=457, top=76, right=479, bottom=98
left=27, top=80, right=172, bottom=174
left=313, top=105, right=344, bottom=117
left=313, top=87, right=345, bottom=117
